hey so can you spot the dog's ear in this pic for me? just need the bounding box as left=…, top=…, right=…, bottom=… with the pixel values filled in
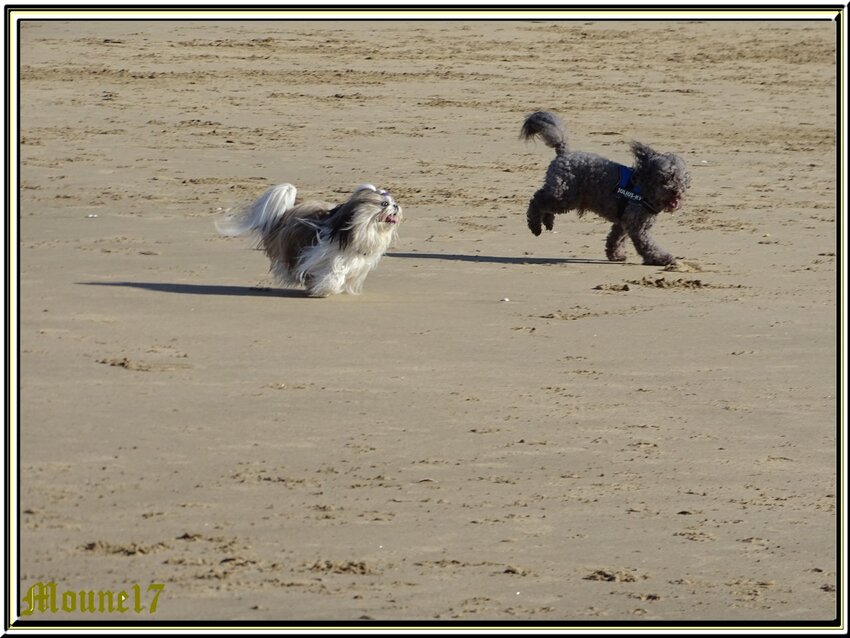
left=630, top=141, right=658, bottom=171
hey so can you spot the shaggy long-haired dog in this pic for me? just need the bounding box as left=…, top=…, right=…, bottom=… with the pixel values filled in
left=216, top=183, right=401, bottom=297
left=521, top=111, right=691, bottom=266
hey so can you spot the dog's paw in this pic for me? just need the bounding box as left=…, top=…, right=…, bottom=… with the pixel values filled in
left=527, top=220, right=543, bottom=236
left=643, top=254, right=677, bottom=267
left=542, top=213, right=555, bottom=232
left=606, top=251, right=627, bottom=262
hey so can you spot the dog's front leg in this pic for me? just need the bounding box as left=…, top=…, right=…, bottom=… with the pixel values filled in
left=304, top=262, right=346, bottom=298
left=526, top=188, right=559, bottom=236
left=622, top=208, right=676, bottom=266
left=605, top=223, right=628, bottom=262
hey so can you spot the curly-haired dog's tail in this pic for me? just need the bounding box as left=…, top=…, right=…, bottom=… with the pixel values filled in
left=521, top=111, right=569, bottom=155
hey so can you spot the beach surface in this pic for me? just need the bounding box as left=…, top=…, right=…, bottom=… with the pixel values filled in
left=16, top=18, right=839, bottom=623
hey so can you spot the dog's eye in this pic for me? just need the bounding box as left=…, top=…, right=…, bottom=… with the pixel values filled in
left=380, top=201, right=389, bottom=207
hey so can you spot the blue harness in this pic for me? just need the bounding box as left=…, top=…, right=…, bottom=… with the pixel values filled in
left=615, top=165, right=658, bottom=216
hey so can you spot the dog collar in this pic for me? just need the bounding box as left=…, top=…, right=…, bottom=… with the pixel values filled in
left=615, top=165, right=658, bottom=215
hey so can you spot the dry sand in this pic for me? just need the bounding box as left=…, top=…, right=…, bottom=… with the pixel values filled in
left=16, top=18, right=839, bottom=623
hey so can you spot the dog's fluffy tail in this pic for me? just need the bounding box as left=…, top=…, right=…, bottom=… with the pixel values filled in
left=521, top=111, right=569, bottom=155
left=215, top=183, right=298, bottom=239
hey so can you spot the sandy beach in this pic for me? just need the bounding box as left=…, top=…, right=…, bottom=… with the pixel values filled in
left=15, top=17, right=839, bottom=624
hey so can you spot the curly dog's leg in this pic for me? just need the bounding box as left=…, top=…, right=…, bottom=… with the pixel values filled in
left=605, top=222, right=628, bottom=262
left=526, top=188, right=560, bottom=236
left=622, top=207, right=676, bottom=266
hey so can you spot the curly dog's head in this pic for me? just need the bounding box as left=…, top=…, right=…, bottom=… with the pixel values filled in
left=631, top=141, right=692, bottom=212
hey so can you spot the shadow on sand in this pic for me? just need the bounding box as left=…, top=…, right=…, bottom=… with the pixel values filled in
left=79, top=281, right=308, bottom=298
left=386, top=252, right=614, bottom=266
left=80, top=253, right=618, bottom=298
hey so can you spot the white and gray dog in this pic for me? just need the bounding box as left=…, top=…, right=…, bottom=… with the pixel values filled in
left=217, top=183, right=401, bottom=297
left=521, top=111, right=691, bottom=266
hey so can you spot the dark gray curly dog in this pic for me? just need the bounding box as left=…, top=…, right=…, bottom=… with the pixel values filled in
left=521, top=111, right=691, bottom=266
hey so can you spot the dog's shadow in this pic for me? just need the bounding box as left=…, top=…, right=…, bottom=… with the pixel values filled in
left=79, top=281, right=309, bottom=298
left=79, top=253, right=615, bottom=298
left=387, top=252, right=614, bottom=266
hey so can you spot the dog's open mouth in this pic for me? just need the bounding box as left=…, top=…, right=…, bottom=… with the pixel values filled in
left=666, top=197, right=682, bottom=212
left=383, top=213, right=400, bottom=224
